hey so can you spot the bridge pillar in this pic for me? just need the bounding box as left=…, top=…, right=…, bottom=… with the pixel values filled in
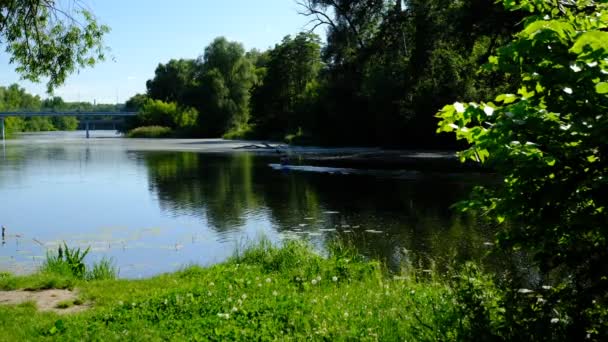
left=0, top=117, right=4, bottom=141
left=85, top=118, right=90, bottom=139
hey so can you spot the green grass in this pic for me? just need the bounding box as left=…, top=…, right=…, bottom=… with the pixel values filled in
left=86, top=257, right=118, bottom=281
left=126, top=126, right=173, bottom=138
left=0, top=240, right=502, bottom=341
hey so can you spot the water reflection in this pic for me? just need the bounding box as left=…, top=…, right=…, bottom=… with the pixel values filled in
left=141, top=152, right=496, bottom=271
left=0, top=133, right=497, bottom=277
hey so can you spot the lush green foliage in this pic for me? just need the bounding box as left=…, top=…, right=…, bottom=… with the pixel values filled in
left=126, top=126, right=173, bottom=138
left=0, top=1, right=109, bottom=92
left=127, top=1, right=521, bottom=146
left=135, top=99, right=198, bottom=130
left=249, top=32, right=322, bottom=139
left=0, top=241, right=509, bottom=341
left=142, top=37, right=256, bottom=137
left=437, top=0, right=608, bottom=339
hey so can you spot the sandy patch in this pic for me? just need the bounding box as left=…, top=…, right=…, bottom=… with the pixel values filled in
left=0, top=289, right=89, bottom=314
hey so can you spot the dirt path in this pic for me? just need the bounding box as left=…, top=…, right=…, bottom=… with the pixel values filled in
left=0, top=289, right=88, bottom=314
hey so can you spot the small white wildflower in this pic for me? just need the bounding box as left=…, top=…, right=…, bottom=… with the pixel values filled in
left=241, top=294, right=247, bottom=300
left=316, top=276, right=322, bottom=281
left=312, top=299, right=318, bottom=304
left=227, top=297, right=233, bottom=302
left=332, top=276, right=338, bottom=282
left=551, top=318, right=560, bottom=324
left=237, top=299, right=243, bottom=306
left=570, top=64, right=582, bottom=72
left=454, top=102, right=465, bottom=113
left=410, top=290, right=416, bottom=295
left=258, top=283, right=262, bottom=287
left=542, top=285, right=552, bottom=290
left=344, top=311, right=349, bottom=318
left=207, top=291, right=212, bottom=297
left=296, top=277, right=301, bottom=281
left=273, top=291, right=278, bottom=296
left=228, top=284, right=233, bottom=290
left=311, top=279, right=318, bottom=285
left=484, top=106, right=494, bottom=116
left=560, top=124, right=571, bottom=131
left=231, top=307, right=238, bottom=312
left=518, top=288, right=534, bottom=294
left=543, top=14, right=550, bottom=20
left=217, top=313, right=230, bottom=319
left=563, top=87, right=573, bottom=94
left=164, top=299, right=168, bottom=305
left=265, top=278, right=272, bottom=283
left=209, top=282, right=215, bottom=287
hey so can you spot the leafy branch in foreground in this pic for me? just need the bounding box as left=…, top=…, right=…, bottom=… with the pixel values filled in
left=437, top=0, right=608, bottom=340
left=0, top=0, right=110, bottom=92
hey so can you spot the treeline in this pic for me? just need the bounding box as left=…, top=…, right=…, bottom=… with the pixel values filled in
left=0, top=84, right=121, bottom=134
left=127, top=0, right=522, bottom=147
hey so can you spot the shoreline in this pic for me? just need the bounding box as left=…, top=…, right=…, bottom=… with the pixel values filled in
left=6, top=131, right=477, bottom=171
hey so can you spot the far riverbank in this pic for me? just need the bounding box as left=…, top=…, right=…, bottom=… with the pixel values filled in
left=6, top=131, right=473, bottom=171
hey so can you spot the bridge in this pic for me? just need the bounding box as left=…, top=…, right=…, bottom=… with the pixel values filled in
left=0, top=111, right=137, bottom=140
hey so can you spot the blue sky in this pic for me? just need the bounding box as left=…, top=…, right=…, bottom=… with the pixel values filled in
left=0, top=0, right=322, bottom=104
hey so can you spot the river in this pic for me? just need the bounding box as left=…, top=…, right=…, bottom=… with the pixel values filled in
left=0, top=131, right=496, bottom=278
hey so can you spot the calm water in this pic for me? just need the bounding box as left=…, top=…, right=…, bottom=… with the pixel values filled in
left=0, top=131, right=496, bottom=278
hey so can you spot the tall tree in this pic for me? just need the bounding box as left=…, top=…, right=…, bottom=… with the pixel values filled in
left=250, top=33, right=322, bottom=138
left=146, top=59, right=197, bottom=105
left=196, top=37, right=256, bottom=136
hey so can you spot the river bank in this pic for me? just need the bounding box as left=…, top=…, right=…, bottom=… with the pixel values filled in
left=0, top=241, right=498, bottom=341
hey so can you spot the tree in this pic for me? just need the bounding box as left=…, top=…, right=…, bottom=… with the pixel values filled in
left=0, top=1, right=109, bottom=92
left=146, top=59, right=197, bottom=105
left=196, top=37, right=256, bottom=136
left=295, top=0, right=521, bottom=146
left=250, top=32, right=322, bottom=138
left=125, top=94, right=149, bottom=112
left=437, top=1, right=608, bottom=339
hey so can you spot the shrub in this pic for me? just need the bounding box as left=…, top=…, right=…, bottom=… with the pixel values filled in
left=222, top=123, right=255, bottom=140
left=135, top=99, right=198, bottom=130
left=126, top=126, right=173, bottom=138
left=42, top=243, right=90, bottom=279
left=437, top=1, right=608, bottom=340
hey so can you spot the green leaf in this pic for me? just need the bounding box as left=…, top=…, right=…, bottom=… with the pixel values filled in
left=596, top=82, right=608, bottom=94
left=571, top=31, right=608, bottom=59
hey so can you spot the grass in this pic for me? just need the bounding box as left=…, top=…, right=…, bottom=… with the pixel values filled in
left=0, top=240, right=502, bottom=341
left=126, top=126, right=173, bottom=138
